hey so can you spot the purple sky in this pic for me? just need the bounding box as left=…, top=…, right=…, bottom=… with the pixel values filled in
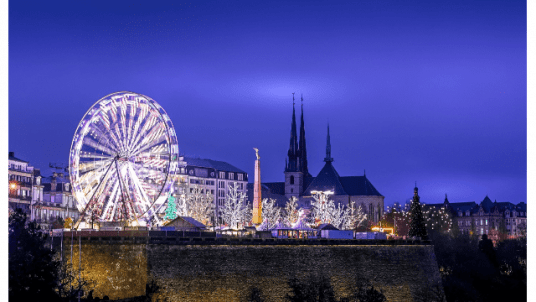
left=9, top=0, right=527, bottom=207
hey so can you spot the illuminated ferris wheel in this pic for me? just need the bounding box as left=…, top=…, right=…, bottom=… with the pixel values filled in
left=69, top=92, right=179, bottom=228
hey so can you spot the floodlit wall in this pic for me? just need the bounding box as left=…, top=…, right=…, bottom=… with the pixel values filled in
left=58, top=238, right=444, bottom=301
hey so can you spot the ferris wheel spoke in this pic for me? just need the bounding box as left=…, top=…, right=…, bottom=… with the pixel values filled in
left=128, top=113, right=155, bottom=151
left=129, top=114, right=161, bottom=154
left=82, top=136, right=117, bottom=157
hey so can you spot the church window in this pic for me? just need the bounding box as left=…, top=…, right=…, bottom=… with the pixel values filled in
left=290, top=176, right=295, bottom=185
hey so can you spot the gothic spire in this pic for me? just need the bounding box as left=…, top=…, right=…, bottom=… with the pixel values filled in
left=324, top=123, right=333, bottom=163
left=298, top=94, right=309, bottom=176
left=286, top=93, right=299, bottom=172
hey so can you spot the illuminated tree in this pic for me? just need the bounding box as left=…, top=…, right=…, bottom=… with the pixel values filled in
left=310, top=191, right=336, bottom=225
left=258, top=198, right=282, bottom=230
left=342, top=202, right=367, bottom=230
left=284, top=196, right=300, bottom=226
left=187, top=185, right=214, bottom=226
left=176, top=194, right=188, bottom=217
left=310, top=192, right=366, bottom=230
left=408, top=186, right=427, bottom=239
left=164, top=194, right=177, bottom=220
left=423, top=206, right=453, bottom=234
left=220, top=182, right=249, bottom=229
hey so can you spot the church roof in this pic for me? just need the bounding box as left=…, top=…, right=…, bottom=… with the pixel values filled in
left=339, top=176, right=382, bottom=196
left=303, top=162, right=347, bottom=196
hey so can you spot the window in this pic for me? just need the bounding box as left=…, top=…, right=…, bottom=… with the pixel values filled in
left=228, top=173, right=234, bottom=180
left=485, top=219, right=488, bottom=225
left=219, top=172, right=225, bottom=179
left=291, top=188, right=293, bottom=193
left=480, top=219, right=483, bottom=226
left=51, top=196, right=55, bottom=203
left=218, top=181, right=225, bottom=188
left=481, top=228, right=483, bottom=235
left=290, top=175, right=295, bottom=185
left=238, top=174, right=243, bottom=181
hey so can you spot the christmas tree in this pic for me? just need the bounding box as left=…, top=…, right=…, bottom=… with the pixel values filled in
left=408, top=184, right=427, bottom=239
left=164, top=194, right=177, bottom=220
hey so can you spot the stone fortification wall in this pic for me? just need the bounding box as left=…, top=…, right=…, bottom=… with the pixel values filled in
left=147, top=244, right=443, bottom=302
left=57, top=236, right=443, bottom=302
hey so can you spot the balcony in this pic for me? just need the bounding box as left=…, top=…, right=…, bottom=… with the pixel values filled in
left=8, top=194, right=32, bottom=201
left=8, top=167, right=33, bottom=173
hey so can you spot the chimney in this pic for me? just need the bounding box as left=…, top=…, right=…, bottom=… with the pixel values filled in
left=9, top=151, right=14, bottom=157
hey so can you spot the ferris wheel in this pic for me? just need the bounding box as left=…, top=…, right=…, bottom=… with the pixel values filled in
left=69, top=92, right=179, bottom=228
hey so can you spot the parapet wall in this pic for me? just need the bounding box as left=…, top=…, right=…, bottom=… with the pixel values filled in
left=57, top=237, right=444, bottom=301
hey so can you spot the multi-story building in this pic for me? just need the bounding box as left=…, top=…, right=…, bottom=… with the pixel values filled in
left=8, top=152, right=36, bottom=215
left=168, top=156, right=248, bottom=224
left=34, top=171, right=80, bottom=229
left=425, top=195, right=527, bottom=241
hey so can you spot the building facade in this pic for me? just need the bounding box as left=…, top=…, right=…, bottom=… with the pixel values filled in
left=35, top=171, right=80, bottom=229
left=168, top=156, right=248, bottom=224
left=8, top=152, right=35, bottom=214
left=425, top=195, right=527, bottom=241
left=247, top=96, right=384, bottom=223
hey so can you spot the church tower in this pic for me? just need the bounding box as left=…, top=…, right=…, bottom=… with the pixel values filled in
left=285, top=93, right=305, bottom=199
left=298, top=94, right=311, bottom=178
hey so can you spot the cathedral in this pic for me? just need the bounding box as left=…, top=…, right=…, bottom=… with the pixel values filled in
left=248, top=95, right=384, bottom=223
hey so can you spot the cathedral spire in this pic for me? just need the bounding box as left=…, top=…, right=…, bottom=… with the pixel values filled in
left=324, top=123, right=333, bottom=163
left=286, top=93, right=299, bottom=172
left=298, top=94, right=309, bottom=176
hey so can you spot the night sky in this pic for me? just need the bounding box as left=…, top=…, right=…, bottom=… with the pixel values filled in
left=8, top=0, right=527, bottom=208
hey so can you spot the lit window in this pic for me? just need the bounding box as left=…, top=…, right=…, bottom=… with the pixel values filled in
left=485, top=219, right=488, bottom=225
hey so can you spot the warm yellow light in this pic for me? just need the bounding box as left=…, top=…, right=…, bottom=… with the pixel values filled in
left=10, top=183, right=16, bottom=190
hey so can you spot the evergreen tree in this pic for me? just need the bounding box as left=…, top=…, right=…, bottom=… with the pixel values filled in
left=164, top=194, right=177, bottom=220
left=408, top=185, right=427, bottom=239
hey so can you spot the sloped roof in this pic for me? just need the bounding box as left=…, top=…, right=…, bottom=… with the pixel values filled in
left=317, top=223, right=339, bottom=230
left=480, top=196, right=494, bottom=213
left=183, top=156, right=246, bottom=173
left=9, top=152, right=28, bottom=163
left=339, top=176, right=382, bottom=196
left=173, top=216, right=206, bottom=229
left=263, top=182, right=285, bottom=195
left=303, top=162, right=347, bottom=195
left=246, top=182, right=288, bottom=207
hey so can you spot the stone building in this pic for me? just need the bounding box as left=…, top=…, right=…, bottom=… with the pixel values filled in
left=8, top=152, right=36, bottom=214
left=168, top=155, right=248, bottom=224
left=8, top=152, right=46, bottom=220
left=425, top=195, right=527, bottom=241
left=247, top=96, right=384, bottom=223
left=34, top=171, right=80, bottom=229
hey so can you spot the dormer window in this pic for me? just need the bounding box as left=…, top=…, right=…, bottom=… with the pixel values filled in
left=458, top=211, right=462, bottom=217
left=466, top=210, right=470, bottom=216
